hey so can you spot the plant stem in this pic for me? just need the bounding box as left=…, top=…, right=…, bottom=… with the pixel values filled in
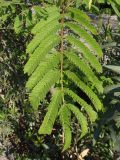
left=60, top=6, right=65, bottom=104
left=60, top=3, right=65, bottom=149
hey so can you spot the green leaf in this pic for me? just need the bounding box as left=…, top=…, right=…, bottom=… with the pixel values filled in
left=67, top=104, right=88, bottom=138
left=24, top=5, right=103, bottom=150
left=24, top=34, right=60, bottom=75
left=26, top=53, right=60, bottom=90
left=104, top=84, right=120, bottom=94
left=66, top=35, right=102, bottom=73
left=14, top=15, right=22, bottom=34
left=65, top=71, right=103, bottom=111
left=104, top=65, right=120, bottom=74
left=68, top=7, right=90, bottom=22
left=65, top=88, right=98, bottom=122
left=65, top=51, right=103, bottom=93
left=29, top=70, right=60, bottom=109
left=26, top=20, right=60, bottom=54
left=66, top=8, right=97, bottom=34
left=59, top=105, right=71, bottom=151
left=66, top=22, right=103, bottom=58
left=39, top=89, right=62, bottom=135
left=32, top=7, right=60, bottom=34
left=109, top=0, right=120, bottom=17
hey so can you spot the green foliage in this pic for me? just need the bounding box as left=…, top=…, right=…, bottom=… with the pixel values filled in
left=94, top=25, right=120, bottom=157
left=24, top=4, right=103, bottom=150
left=104, top=65, right=120, bottom=74
left=67, top=104, right=88, bottom=138
left=66, top=8, right=97, bottom=34
left=65, top=71, right=102, bottom=111
left=66, top=36, right=102, bottom=72
left=104, top=64, right=120, bottom=124
left=1, top=0, right=120, bottom=158
left=0, top=0, right=47, bottom=34
left=65, top=50, right=103, bottom=92
left=26, top=53, right=60, bottom=90
left=66, top=22, right=103, bottom=57
left=59, top=105, right=71, bottom=151
left=65, top=88, right=98, bottom=122
left=109, top=0, right=120, bottom=17
left=79, top=0, right=120, bottom=17
left=39, top=89, right=62, bottom=134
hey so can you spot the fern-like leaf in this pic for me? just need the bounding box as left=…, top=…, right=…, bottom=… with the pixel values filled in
left=39, top=89, right=62, bottom=135
left=65, top=70, right=103, bottom=111
left=66, top=36, right=102, bottom=73
left=29, top=70, right=60, bottom=109
left=65, top=88, right=98, bottom=122
left=59, top=105, right=71, bottom=151
left=24, top=4, right=103, bottom=150
left=65, top=51, right=103, bottom=93
left=66, top=22, right=103, bottom=58
left=67, top=104, right=88, bottom=138
left=68, top=7, right=90, bottom=22
left=24, top=34, right=60, bottom=75
left=27, top=21, right=60, bottom=54
left=66, top=8, right=97, bottom=35
left=32, top=6, right=60, bottom=34
left=26, top=53, right=60, bottom=90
